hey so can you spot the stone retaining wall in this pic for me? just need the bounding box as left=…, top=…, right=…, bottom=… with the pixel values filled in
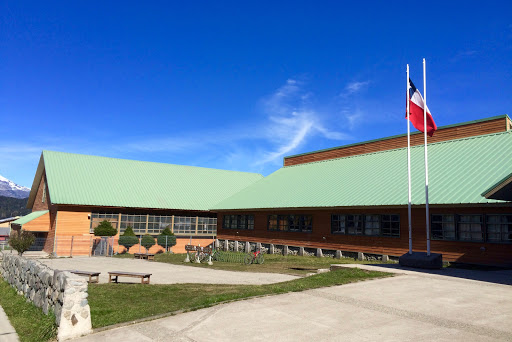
left=1, top=254, right=92, bottom=341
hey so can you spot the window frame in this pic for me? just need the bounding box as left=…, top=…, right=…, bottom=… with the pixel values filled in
left=331, top=214, right=400, bottom=238
left=267, top=214, right=313, bottom=233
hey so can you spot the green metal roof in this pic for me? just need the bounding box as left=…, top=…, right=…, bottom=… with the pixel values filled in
left=42, top=151, right=263, bottom=211
left=212, top=131, right=512, bottom=210
left=12, top=210, right=49, bottom=226
left=284, top=114, right=511, bottom=160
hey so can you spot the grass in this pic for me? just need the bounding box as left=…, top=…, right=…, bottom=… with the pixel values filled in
left=0, top=280, right=57, bottom=342
left=88, top=267, right=391, bottom=328
left=115, top=252, right=396, bottom=276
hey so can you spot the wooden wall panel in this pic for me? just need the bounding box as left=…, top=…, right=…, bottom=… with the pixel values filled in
left=23, top=213, right=50, bottom=232
left=284, top=118, right=508, bottom=166
left=217, top=206, right=512, bottom=266
left=56, top=211, right=91, bottom=236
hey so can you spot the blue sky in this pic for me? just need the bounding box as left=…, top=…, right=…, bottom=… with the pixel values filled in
left=1, top=1, right=511, bottom=188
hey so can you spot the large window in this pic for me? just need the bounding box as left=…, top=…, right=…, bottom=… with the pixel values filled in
left=91, top=212, right=216, bottom=236
left=331, top=214, right=400, bottom=237
left=198, top=217, right=217, bottom=235
left=432, top=214, right=512, bottom=243
left=458, top=215, right=483, bottom=241
left=267, top=215, right=312, bottom=233
left=486, top=215, right=512, bottom=243
left=431, top=214, right=456, bottom=240
left=173, top=216, right=196, bottom=235
left=120, top=214, right=147, bottom=234
left=147, top=215, right=172, bottom=234
left=222, top=215, right=254, bottom=230
left=90, top=213, right=119, bottom=233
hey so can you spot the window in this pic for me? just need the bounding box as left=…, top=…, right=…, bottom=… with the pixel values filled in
left=197, top=217, right=217, bottom=235
left=458, top=215, right=483, bottom=241
left=120, top=214, right=147, bottom=234
left=431, top=214, right=456, bottom=240
left=147, top=215, right=172, bottom=234
left=331, top=215, right=346, bottom=234
left=346, top=215, right=364, bottom=235
left=486, top=215, right=512, bottom=243
left=173, top=216, right=196, bottom=235
left=90, top=213, right=119, bottom=233
left=331, top=214, right=400, bottom=237
left=42, top=183, right=46, bottom=203
left=381, top=215, right=400, bottom=237
left=364, top=215, right=380, bottom=236
left=267, top=215, right=312, bottom=232
left=222, top=215, right=254, bottom=230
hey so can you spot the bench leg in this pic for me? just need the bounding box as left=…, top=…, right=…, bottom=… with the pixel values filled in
left=108, top=275, right=112, bottom=283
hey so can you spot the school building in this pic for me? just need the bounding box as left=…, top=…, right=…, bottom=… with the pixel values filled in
left=11, top=114, right=512, bottom=265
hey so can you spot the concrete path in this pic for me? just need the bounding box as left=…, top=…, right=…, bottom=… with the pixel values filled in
left=0, top=305, right=19, bottom=342
left=72, top=266, right=512, bottom=342
left=39, top=257, right=297, bottom=285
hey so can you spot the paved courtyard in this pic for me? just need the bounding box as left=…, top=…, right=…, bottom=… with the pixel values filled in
left=72, top=264, right=512, bottom=342
left=39, top=257, right=297, bottom=285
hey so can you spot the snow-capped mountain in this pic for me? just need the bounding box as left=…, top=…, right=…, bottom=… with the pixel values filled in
left=0, top=175, right=30, bottom=198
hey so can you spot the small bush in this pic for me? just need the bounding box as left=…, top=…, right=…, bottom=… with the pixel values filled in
left=93, top=220, right=117, bottom=236
left=157, top=226, right=176, bottom=252
left=118, top=226, right=139, bottom=251
left=8, top=230, right=35, bottom=255
left=141, top=234, right=155, bottom=251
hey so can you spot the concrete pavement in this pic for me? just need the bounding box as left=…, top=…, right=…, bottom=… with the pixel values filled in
left=0, top=305, right=19, bottom=342
left=39, top=257, right=297, bottom=285
left=72, top=267, right=512, bottom=342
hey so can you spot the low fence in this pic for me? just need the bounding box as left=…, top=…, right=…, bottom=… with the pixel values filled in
left=1, top=254, right=92, bottom=340
left=4, top=235, right=215, bottom=257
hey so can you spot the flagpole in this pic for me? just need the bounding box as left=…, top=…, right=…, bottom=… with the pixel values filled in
left=423, top=58, right=431, bottom=256
left=407, top=64, right=412, bottom=255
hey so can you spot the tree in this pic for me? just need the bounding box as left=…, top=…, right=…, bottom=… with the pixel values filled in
left=157, top=226, right=176, bottom=252
left=118, top=226, right=139, bottom=252
left=141, top=234, right=155, bottom=252
left=93, top=220, right=117, bottom=236
left=8, top=230, right=35, bottom=256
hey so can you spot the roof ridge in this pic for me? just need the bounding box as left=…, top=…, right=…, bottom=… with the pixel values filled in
left=284, top=114, right=511, bottom=160
left=42, top=150, right=263, bottom=177
left=283, top=130, right=512, bottom=169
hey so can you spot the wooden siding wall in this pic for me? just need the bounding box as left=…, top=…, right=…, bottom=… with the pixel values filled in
left=22, top=213, right=50, bottom=232
left=217, top=206, right=512, bottom=266
left=284, top=117, right=508, bottom=166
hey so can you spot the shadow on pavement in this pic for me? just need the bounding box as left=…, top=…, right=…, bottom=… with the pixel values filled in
left=364, top=263, right=512, bottom=286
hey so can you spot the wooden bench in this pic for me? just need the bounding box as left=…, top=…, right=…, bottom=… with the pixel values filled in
left=64, top=270, right=100, bottom=283
left=108, top=271, right=152, bottom=284
left=134, top=253, right=155, bottom=261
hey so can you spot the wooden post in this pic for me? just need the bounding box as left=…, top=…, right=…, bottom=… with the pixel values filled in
left=171, top=215, right=175, bottom=233
left=70, top=236, right=74, bottom=257
left=195, top=216, right=199, bottom=235
left=145, top=214, right=149, bottom=234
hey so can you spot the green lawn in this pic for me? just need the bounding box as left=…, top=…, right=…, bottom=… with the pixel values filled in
left=0, top=280, right=57, bottom=342
left=88, top=267, right=391, bottom=328
left=116, top=252, right=395, bottom=276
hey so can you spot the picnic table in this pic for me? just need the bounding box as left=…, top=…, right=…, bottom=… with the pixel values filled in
left=108, top=271, right=152, bottom=284
left=134, top=253, right=155, bottom=261
left=64, top=270, right=100, bottom=283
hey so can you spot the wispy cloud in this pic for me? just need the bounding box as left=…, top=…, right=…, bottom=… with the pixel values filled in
left=340, top=80, right=371, bottom=97
left=257, top=79, right=349, bottom=165
left=1, top=78, right=354, bottom=185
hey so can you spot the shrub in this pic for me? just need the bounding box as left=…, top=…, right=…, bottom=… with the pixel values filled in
left=8, top=230, right=35, bottom=256
left=93, top=220, right=117, bottom=236
left=118, top=226, right=139, bottom=251
left=157, top=226, right=176, bottom=252
left=141, top=234, right=155, bottom=251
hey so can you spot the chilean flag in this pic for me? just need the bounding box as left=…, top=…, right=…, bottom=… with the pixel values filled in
left=407, top=79, right=437, bottom=137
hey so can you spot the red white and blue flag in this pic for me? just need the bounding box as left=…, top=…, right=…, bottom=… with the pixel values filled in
left=407, top=78, right=437, bottom=137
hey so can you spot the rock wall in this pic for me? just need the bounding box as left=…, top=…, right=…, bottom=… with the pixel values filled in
left=1, top=254, right=92, bottom=341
